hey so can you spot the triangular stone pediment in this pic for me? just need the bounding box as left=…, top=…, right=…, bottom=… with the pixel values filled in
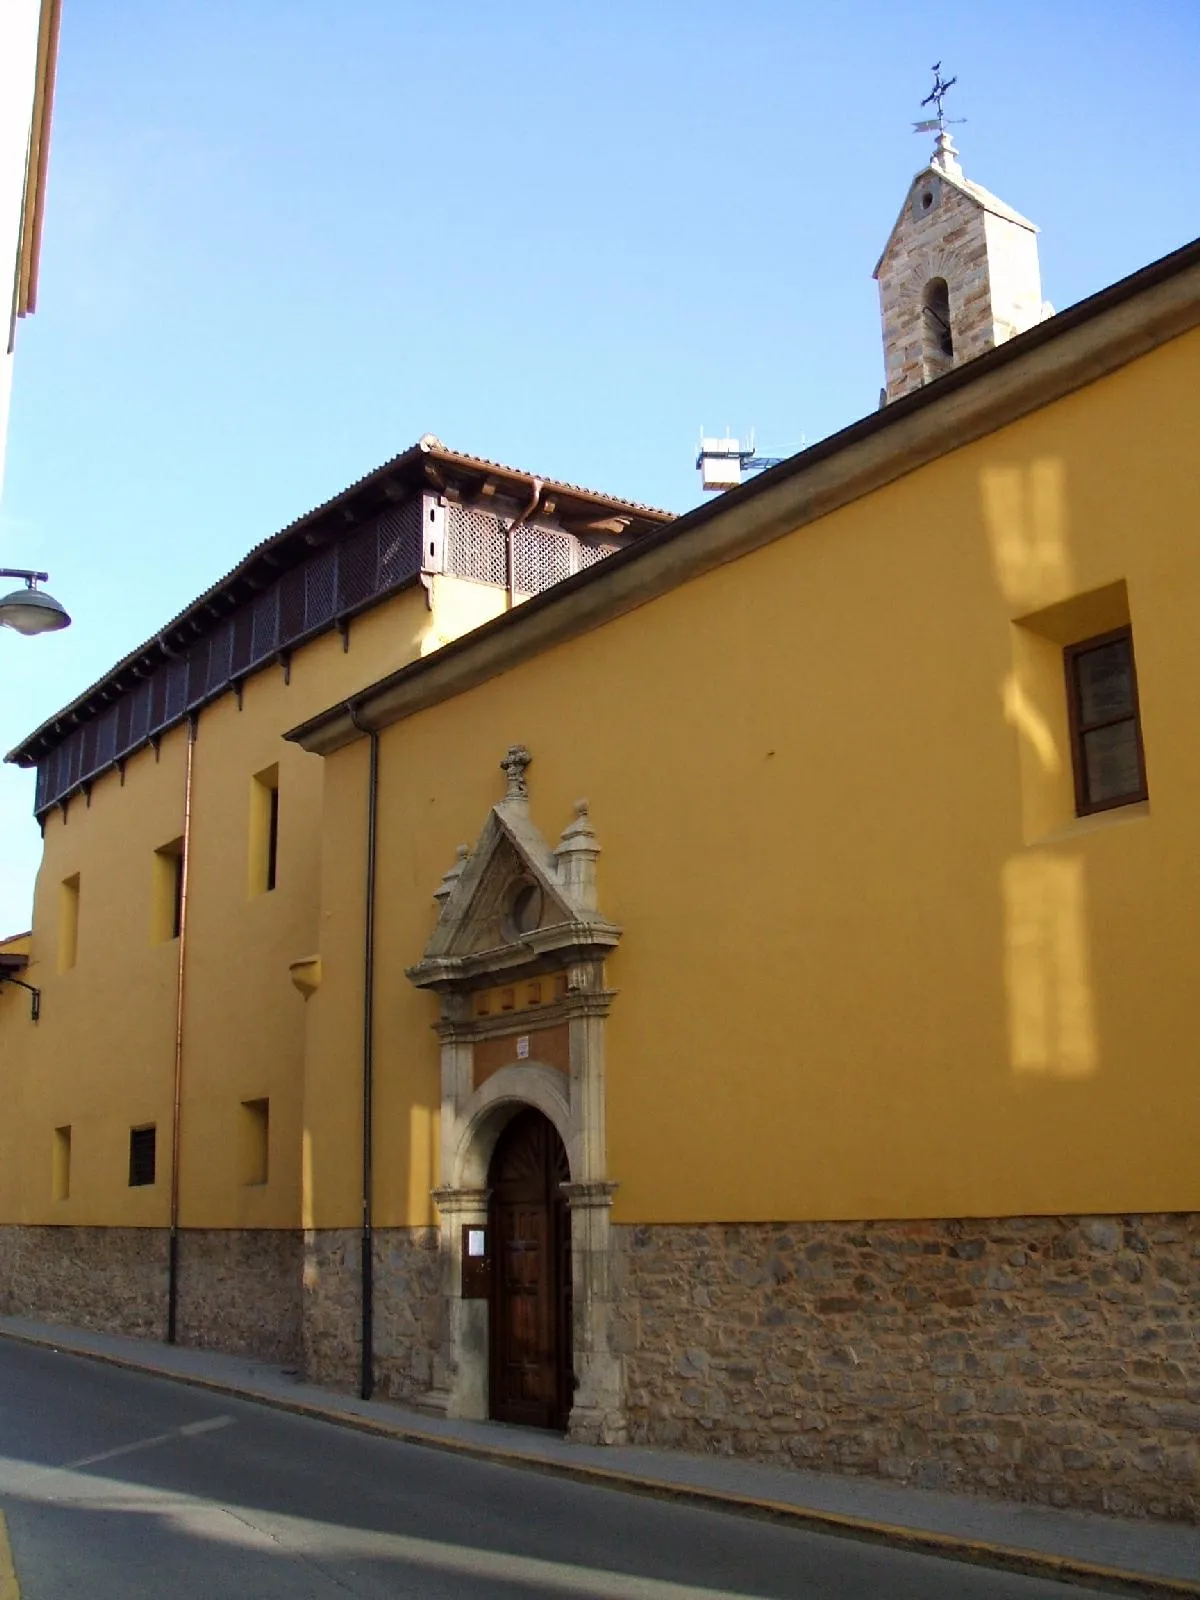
left=426, top=810, right=575, bottom=961
left=874, top=162, right=1037, bottom=279
left=407, top=746, right=621, bottom=989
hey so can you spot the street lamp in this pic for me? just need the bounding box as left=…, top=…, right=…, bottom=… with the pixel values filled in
left=0, top=568, right=71, bottom=635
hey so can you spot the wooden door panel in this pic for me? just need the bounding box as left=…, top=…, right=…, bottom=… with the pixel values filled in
left=488, top=1109, right=572, bottom=1430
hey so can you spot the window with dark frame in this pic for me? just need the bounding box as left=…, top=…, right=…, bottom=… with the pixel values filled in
left=1064, top=627, right=1147, bottom=815
left=266, top=784, right=279, bottom=892
left=169, top=848, right=184, bottom=938
left=129, top=1125, right=157, bottom=1187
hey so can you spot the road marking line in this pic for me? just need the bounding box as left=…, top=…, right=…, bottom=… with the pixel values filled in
left=67, top=1414, right=235, bottom=1468
left=179, top=1417, right=235, bottom=1438
left=0, top=1510, right=20, bottom=1600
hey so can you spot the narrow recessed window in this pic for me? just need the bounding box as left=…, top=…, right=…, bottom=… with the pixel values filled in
left=1065, top=627, right=1147, bottom=815
left=922, top=277, right=954, bottom=381
left=266, top=786, right=279, bottom=891
left=129, top=1125, right=157, bottom=1187
left=152, top=837, right=185, bottom=943
left=240, top=1098, right=269, bottom=1186
left=58, top=874, right=80, bottom=972
left=52, top=1126, right=71, bottom=1201
left=248, top=765, right=280, bottom=896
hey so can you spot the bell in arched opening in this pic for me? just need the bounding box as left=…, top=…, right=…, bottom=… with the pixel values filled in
left=922, top=277, right=954, bottom=382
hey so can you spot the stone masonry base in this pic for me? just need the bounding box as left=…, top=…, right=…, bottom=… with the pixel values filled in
left=175, top=1229, right=303, bottom=1366
left=612, top=1214, right=1199, bottom=1521
left=0, top=1225, right=303, bottom=1365
left=2, top=1215, right=1196, bottom=1520
left=0, top=1225, right=169, bottom=1341
left=301, top=1227, right=442, bottom=1402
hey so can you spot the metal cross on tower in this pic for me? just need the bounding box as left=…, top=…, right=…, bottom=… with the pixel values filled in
left=912, top=62, right=966, bottom=137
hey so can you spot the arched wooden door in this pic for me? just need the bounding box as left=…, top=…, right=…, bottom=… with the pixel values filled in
left=488, top=1108, right=573, bottom=1431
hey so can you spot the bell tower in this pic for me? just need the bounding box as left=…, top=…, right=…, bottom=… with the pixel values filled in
left=874, top=72, right=1049, bottom=404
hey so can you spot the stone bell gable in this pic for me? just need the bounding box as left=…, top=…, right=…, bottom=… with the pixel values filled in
left=874, top=131, right=1049, bottom=402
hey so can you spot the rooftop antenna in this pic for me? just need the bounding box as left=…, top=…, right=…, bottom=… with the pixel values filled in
left=912, top=61, right=966, bottom=173
left=696, top=428, right=791, bottom=494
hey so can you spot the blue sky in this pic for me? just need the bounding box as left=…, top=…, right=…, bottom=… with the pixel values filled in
left=2, top=0, right=1199, bottom=928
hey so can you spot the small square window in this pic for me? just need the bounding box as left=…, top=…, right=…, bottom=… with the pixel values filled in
left=129, top=1125, right=157, bottom=1187
left=1064, top=627, right=1147, bottom=815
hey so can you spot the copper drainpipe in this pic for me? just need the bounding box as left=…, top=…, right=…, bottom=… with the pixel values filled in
left=166, top=715, right=197, bottom=1343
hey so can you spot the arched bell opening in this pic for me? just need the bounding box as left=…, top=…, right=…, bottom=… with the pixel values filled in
left=922, top=276, right=955, bottom=382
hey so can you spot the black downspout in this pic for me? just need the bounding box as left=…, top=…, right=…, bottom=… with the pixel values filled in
left=349, top=706, right=379, bottom=1401
left=167, top=715, right=197, bottom=1344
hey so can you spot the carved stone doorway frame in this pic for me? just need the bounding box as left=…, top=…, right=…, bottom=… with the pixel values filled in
left=407, top=747, right=625, bottom=1444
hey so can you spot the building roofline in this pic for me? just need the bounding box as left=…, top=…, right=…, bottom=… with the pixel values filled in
left=5, top=440, right=672, bottom=767
left=287, top=234, right=1200, bottom=758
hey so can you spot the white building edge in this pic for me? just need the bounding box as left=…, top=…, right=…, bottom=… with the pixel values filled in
left=0, top=0, right=60, bottom=501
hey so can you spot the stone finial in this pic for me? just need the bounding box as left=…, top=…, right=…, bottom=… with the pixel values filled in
left=554, top=798, right=600, bottom=912
left=500, top=744, right=532, bottom=803
left=434, top=844, right=470, bottom=909
left=930, top=129, right=962, bottom=179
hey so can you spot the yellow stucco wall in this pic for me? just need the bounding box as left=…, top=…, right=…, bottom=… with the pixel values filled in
left=304, top=324, right=1200, bottom=1228
left=0, top=576, right=508, bottom=1229
left=6, top=327, right=1199, bottom=1236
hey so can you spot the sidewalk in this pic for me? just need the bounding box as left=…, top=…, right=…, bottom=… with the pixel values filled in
left=1, top=1314, right=1195, bottom=1596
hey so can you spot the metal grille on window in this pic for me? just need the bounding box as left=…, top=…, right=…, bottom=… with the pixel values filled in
left=278, top=566, right=306, bottom=646
left=186, top=638, right=210, bottom=708
left=81, top=719, right=98, bottom=776
left=250, top=588, right=278, bottom=664
left=95, top=708, right=118, bottom=769
left=129, top=1127, right=156, bottom=1187
left=163, top=660, right=187, bottom=722
left=69, top=728, right=87, bottom=785
left=305, top=548, right=336, bottom=632
left=446, top=504, right=506, bottom=585
left=231, top=605, right=254, bottom=674
left=337, top=523, right=379, bottom=612
left=576, top=540, right=617, bottom=569
left=115, top=695, right=134, bottom=755
left=207, top=620, right=232, bottom=690
left=513, top=524, right=573, bottom=596
left=378, top=502, right=421, bottom=590
left=129, top=680, right=152, bottom=745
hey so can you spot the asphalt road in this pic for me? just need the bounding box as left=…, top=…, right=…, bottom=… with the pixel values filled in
left=0, top=1340, right=1119, bottom=1599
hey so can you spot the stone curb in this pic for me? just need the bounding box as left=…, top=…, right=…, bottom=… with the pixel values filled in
left=3, top=1329, right=1195, bottom=1600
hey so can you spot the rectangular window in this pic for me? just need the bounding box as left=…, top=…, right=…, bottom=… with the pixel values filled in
left=52, top=1126, right=71, bottom=1201
left=248, top=765, right=280, bottom=896
left=152, top=837, right=185, bottom=943
left=239, top=1098, right=269, bottom=1186
left=266, top=785, right=279, bottom=892
left=58, top=874, right=80, bottom=971
left=129, top=1125, right=157, bottom=1187
left=1065, top=627, right=1148, bottom=815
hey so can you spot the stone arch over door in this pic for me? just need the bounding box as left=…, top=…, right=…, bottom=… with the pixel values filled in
left=408, top=747, right=625, bottom=1443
